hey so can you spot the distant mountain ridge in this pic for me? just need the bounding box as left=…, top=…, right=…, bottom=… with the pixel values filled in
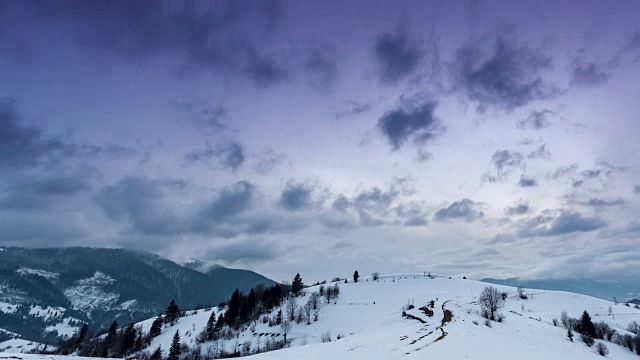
left=481, top=277, right=640, bottom=302
left=0, top=247, right=275, bottom=343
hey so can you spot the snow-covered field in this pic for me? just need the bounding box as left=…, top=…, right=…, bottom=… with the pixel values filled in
left=4, top=274, right=640, bottom=359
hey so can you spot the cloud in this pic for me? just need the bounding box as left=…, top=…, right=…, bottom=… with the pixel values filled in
left=0, top=98, right=65, bottom=169
left=634, top=185, right=640, bottom=194
left=197, top=181, right=255, bottom=220
left=303, top=44, right=338, bottom=92
left=185, top=141, right=245, bottom=171
left=373, top=28, right=421, bottom=84
left=252, top=148, right=287, bottom=174
left=569, top=59, right=613, bottom=88
left=332, top=101, right=373, bottom=119
left=518, top=109, right=553, bottom=130
left=170, top=99, right=227, bottom=133
left=95, top=176, right=183, bottom=236
left=518, top=210, right=607, bottom=238
left=377, top=101, right=443, bottom=150
left=578, top=198, right=625, bottom=208
left=4, top=1, right=304, bottom=88
left=506, top=201, right=530, bottom=216
left=395, top=202, right=428, bottom=227
left=0, top=172, right=93, bottom=210
left=518, top=175, right=538, bottom=187
left=451, top=35, right=556, bottom=111
left=527, top=144, right=551, bottom=160
left=205, top=238, right=278, bottom=263
left=279, top=181, right=315, bottom=211
left=483, top=150, right=525, bottom=182
left=433, top=199, right=484, bottom=222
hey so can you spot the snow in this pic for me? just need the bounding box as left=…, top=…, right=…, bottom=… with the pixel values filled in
left=0, top=303, right=17, bottom=314
left=16, top=269, right=59, bottom=281
left=28, top=306, right=65, bottom=320
left=142, top=274, right=640, bottom=359
left=45, top=318, right=80, bottom=338
left=0, top=354, right=102, bottom=360
left=115, top=300, right=137, bottom=311
left=0, top=339, right=45, bottom=354
left=63, top=272, right=118, bottom=314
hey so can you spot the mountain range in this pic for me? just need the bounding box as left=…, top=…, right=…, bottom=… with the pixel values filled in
left=0, top=247, right=274, bottom=343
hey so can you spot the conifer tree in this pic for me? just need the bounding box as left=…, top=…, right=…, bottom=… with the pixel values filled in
left=580, top=310, right=596, bottom=338
left=226, top=289, right=241, bottom=326
left=120, top=323, right=137, bottom=356
left=76, top=323, right=88, bottom=345
left=567, top=328, right=574, bottom=341
left=353, top=270, right=360, bottom=283
left=215, top=313, right=225, bottom=332
left=247, top=288, right=256, bottom=317
left=168, top=330, right=181, bottom=360
left=292, top=273, right=304, bottom=296
left=165, top=300, right=180, bottom=325
left=150, top=314, right=163, bottom=338
left=205, top=311, right=217, bottom=340
left=150, top=346, right=163, bottom=360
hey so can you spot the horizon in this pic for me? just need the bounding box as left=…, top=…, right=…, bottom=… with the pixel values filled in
left=1, top=0, right=639, bottom=283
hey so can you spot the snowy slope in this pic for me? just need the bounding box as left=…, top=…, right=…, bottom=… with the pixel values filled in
left=143, top=274, right=640, bottom=359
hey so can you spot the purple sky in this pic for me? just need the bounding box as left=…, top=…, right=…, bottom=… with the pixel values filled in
left=1, top=0, right=639, bottom=283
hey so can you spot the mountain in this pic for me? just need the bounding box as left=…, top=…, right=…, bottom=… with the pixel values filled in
left=481, top=277, right=640, bottom=302
left=0, top=247, right=275, bottom=343
left=19, top=274, right=638, bottom=360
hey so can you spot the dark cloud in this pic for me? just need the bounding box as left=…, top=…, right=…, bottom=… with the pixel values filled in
left=0, top=98, right=65, bottom=169
left=433, top=198, right=484, bottom=222
left=0, top=173, right=92, bottom=210
left=527, top=144, right=551, bottom=160
left=205, top=238, right=277, bottom=263
left=252, top=148, right=287, bottom=175
left=373, top=28, right=421, bottom=84
left=377, top=101, right=443, bottom=150
left=581, top=198, right=625, bottom=208
left=243, top=49, right=289, bottom=87
left=451, top=35, right=556, bottom=111
left=95, top=176, right=182, bottom=236
left=185, top=141, right=245, bottom=171
left=518, top=176, right=537, bottom=188
left=4, top=0, right=300, bottom=88
left=170, top=99, right=227, bottom=133
left=279, top=181, right=314, bottom=211
left=634, top=185, right=640, bottom=194
left=333, top=101, right=372, bottom=119
left=570, top=62, right=612, bottom=88
left=518, top=109, right=553, bottom=130
left=197, top=181, right=255, bottom=220
left=395, top=202, right=428, bottom=227
left=303, top=44, right=338, bottom=92
left=518, top=210, right=607, bottom=238
left=483, top=150, right=525, bottom=182
left=506, top=201, right=530, bottom=216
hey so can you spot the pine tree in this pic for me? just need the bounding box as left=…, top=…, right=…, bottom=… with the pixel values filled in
left=150, top=346, right=163, bottom=360
left=205, top=311, right=217, bottom=340
left=76, top=323, right=88, bottom=345
left=215, top=312, right=225, bottom=332
left=276, top=309, right=283, bottom=325
left=292, top=273, right=304, bottom=296
left=353, top=270, right=360, bottom=283
left=150, top=314, right=163, bottom=338
left=165, top=300, right=180, bottom=325
left=120, top=323, right=137, bottom=356
left=247, top=288, right=256, bottom=317
left=226, top=289, right=241, bottom=326
left=168, top=330, right=181, bottom=360
left=580, top=310, right=596, bottom=338
left=567, top=328, right=574, bottom=342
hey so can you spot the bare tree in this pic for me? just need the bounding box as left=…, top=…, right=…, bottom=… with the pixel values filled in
left=303, top=302, right=313, bottom=325
left=372, top=272, right=380, bottom=281
left=280, top=321, right=292, bottom=343
left=517, top=287, right=527, bottom=299
left=595, top=342, right=608, bottom=356
left=325, top=286, right=334, bottom=304
left=309, top=292, right=320, bottom=310
left=478, top=286, right=505, bottom=321
left=285, top=297, right=297, bottom=321
left=332, top=283, right=340, bottom=298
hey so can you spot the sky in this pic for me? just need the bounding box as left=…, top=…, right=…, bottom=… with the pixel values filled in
left=1, top=0, right=640, bottom=283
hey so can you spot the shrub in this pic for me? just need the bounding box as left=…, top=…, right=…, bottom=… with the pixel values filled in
left=595, top=342, right=609, bottom=356
left=581, top=333, right=595, bottom=347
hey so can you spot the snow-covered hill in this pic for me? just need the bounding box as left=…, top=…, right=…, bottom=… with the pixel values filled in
left=4, top=274, right=640, bottom=359
left=134, top=274, right=640, bottom=359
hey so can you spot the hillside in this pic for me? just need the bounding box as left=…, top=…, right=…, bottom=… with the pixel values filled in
left=0, top=247, right=275, bottom=343
left=482, top=277, right=640, bottom=303
left=122, top=274, right=640, bottom=359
